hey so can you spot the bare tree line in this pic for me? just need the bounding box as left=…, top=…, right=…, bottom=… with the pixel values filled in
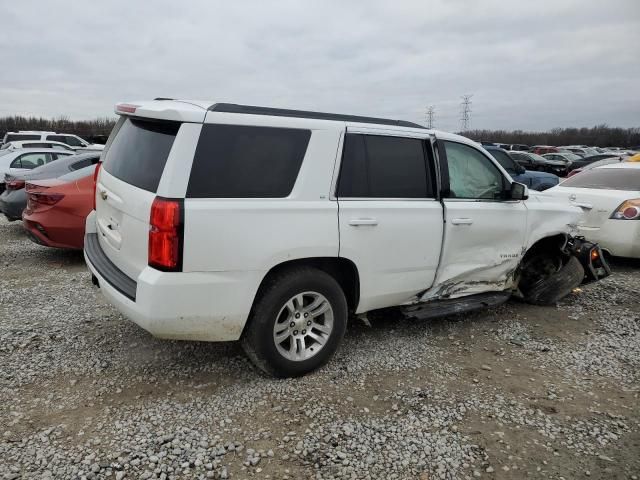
left=464, top=124, right=640, bottom=148
left=0, top=115, right=117, bottom=140
left=1, top=116, right=639, bottom=148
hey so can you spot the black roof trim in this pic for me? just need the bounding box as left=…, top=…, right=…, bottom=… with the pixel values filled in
left=208, top=103, right=426, bottom=129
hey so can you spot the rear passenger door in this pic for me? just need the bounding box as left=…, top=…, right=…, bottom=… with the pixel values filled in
left=336, top=128, right=443, bottom=312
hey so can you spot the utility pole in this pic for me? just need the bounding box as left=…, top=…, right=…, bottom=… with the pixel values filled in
left=426, top=105, right=435, bottom=129
left=460, top=94, right=473, bottom=132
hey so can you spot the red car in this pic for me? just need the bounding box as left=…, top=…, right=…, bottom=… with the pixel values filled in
left=23, top=165, right=97, bottom=249
left=531, top=145, right=561, bottom=155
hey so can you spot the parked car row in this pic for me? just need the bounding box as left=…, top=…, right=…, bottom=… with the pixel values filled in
left=0, top=130, right=104, bottom=151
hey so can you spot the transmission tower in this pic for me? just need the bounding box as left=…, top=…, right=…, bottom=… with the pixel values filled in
left=426, top=105, right=435, bottom=129
left=460, top=94, right=473, bottom=131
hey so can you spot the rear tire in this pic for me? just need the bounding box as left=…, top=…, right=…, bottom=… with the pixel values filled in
left=241, top=267, right=348, bottom=377
left=520, top=255, right=584, bottom=305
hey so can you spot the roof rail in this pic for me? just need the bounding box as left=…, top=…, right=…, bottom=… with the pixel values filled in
left=208, top=103, right=425, bottom=129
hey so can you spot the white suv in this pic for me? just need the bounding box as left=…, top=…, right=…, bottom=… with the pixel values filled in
left=2, top=131, right=104, bottom=151
left=84, top=100, right=609, bottom=377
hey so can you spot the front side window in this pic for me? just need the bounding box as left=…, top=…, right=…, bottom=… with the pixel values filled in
left=64, top=135, right=84, bottom=147
left=487, top=149, right=518, bottom=174
left=46, top=135, right=65, bottom=143
left=187, top=124, right=311, bottom=198
left=337, top=134, right=432, bottom=198
left=443, top=141, right=505, bottom=199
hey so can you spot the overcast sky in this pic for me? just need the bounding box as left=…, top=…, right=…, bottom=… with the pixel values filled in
left=0, top=0, right=638, bottom=131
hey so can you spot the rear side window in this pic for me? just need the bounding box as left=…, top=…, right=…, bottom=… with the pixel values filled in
left=337, top=134, right=431, bottom=198
left=5, top=134, right=40, bottom=142
left=187, top=124, right=311, bottom=198
left=102, top=118, right=180, bottom=193
left=560, top=168, right=640, bottom=191
left=11, top=152, right=53, bottom=169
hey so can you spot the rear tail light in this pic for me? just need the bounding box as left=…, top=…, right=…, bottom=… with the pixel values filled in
left=92, top=162, right=102, bottom=211
left=28, top=192, right=64, bottom=206
left=7, top=179, right=25, bottom=190
left=148, top=197, right=183, bottom=271
left=610, top=199, right=640, bottom=220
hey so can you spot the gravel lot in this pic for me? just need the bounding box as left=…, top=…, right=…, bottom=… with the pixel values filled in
left=1, top=216, right=639, bottom=480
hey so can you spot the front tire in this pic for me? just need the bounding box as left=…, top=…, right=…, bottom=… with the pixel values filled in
left=241, top=267, right=348, bottom=377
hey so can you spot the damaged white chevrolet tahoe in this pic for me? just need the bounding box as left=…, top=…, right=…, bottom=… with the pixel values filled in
left=84, top=100, right=610, bottom=377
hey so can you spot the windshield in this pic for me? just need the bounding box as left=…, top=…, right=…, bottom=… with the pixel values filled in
left=530, top=153, right=548, bottom=162
left=487, top=149, right=517, bottom=173
left=561, top=168, right=640, bottom=191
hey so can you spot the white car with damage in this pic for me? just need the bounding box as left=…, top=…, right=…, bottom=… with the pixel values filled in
left=84, top=100, right=610, bottom=377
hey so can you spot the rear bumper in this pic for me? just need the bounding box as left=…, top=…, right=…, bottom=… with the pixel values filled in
left=84, top=232, right=262, bottom=342
left=22, top=213, right=84, bottom=249
left=0, top=193, right=24, bottom=221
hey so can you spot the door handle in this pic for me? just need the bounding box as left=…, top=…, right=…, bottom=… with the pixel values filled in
left=349, top=218, right=378, bottom=227
left=451, top=218, right=473, bottom=225
left=572, top=202, right=593, bottom=210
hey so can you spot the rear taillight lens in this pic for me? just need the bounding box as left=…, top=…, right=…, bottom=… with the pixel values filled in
left=28, top=192, right=64, bottom=206
left=92, top=162, right=102, bottom=211
left=148, top=197, right=183, bottom=271
left=7, top=179, right=25, bottom=190
left=610, top=199, right=640, bottom=220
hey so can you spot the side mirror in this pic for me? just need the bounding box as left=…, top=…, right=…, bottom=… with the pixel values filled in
left=510, top=182, right=528, bottom=200
left=516, top=164, right=526, bottom=174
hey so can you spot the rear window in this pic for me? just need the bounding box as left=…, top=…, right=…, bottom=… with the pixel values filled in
left=561, top=168, right=640, bottom=191
left=58, top=165, right=96, bottom=182
left=102, top=118, right=180, bottom=193
left=187, top=124, right=311, bottom=198
left=5, top=134, right=40, bottom=142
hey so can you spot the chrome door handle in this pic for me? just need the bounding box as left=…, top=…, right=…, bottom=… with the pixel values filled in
left=451, top=218, right=473, bottom=225
left=349, top=218, right=378, bottom=226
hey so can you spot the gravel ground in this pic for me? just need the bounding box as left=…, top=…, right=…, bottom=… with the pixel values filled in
left=0, top=216, right=639, bottom=480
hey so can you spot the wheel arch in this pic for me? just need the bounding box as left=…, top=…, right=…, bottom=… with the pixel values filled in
left=251, top=257, right=360, bottom=315
left=522, top=233, right=569, bottom=261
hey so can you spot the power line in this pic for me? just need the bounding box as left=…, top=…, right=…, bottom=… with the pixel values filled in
left=426, top=105, right=435, bottom=129
left=460, top=94, right=473, bottom=131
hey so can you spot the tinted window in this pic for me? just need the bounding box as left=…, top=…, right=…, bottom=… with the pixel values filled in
left=187, top=124, right=311, bottom=198
left=58, top=165, right=95, bottom=182
left=69, top=155, right=99, bottom=170
left=337, top=134, right=431, bottom=198
left=64, top=136, right=84, bottom=147
left=24, top=143, right=50, bottom=148
left=103, top=118, right=180, bottom=193
left=488, top=149, right=517, bottom=173
left=5, top=134, right=39, bottom=142
left=46, top=135, right=65, bottom=143
left=444, top=141, right=505, bottom=199
left=560, top=168, right=640, bottom=191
